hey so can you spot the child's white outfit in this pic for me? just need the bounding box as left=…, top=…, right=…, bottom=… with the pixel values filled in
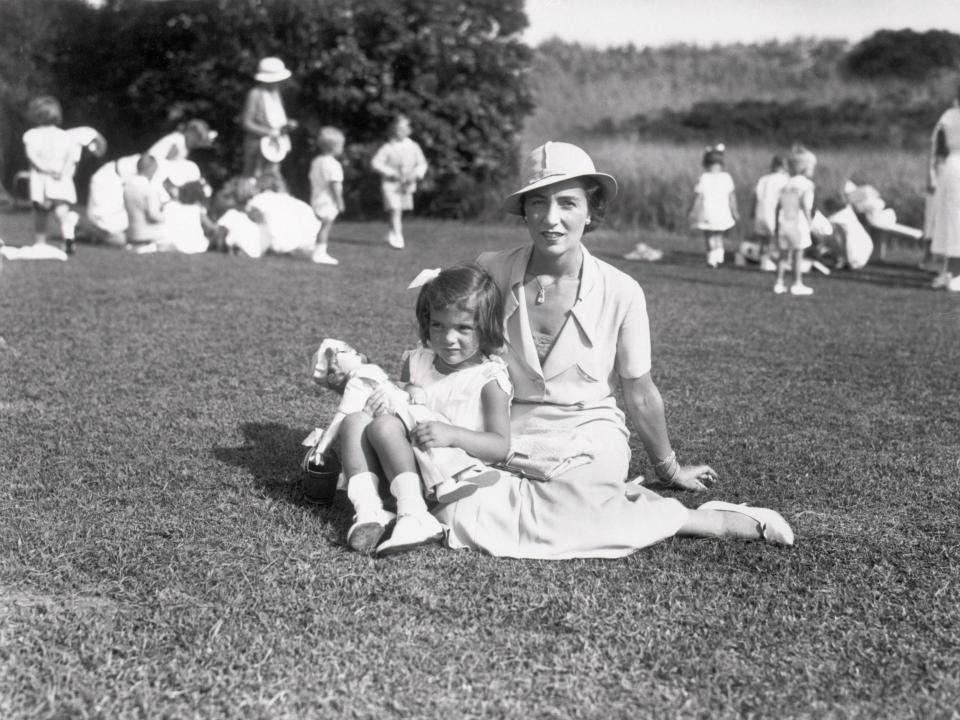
left=246, top=191, right=319, bottom=256
left=158, top=201, right=209, bottom=254
left=777, top=175, right=816, bottom=251
left=217, top=208, right=265, bottom=258
left=753, top=171, right=789, bottom=238
left=371, top=137, right=428, bottom=212
left=23, top=126, right=79, bottom=207
left=692, top=171, right=736, bottom=232
left=309, top=154, right=344, bottom=221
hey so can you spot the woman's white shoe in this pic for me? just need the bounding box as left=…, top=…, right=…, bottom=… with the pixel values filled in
left=698, top=500, right=795, bottom=545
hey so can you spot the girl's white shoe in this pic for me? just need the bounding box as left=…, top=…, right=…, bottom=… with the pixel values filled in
left=375, top=512, right=444, bottom=556
left=347, top=509, right=396, bottom=553
left=698, top=500, right=795, bottom=545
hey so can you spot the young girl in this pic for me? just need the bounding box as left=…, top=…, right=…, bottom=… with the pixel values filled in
left=690, top=143, right=738, bottom=268
left=157, top=180, right=213, bottom=254
left=339, top=265, right=512, bottom=556
left=774, top=147, right=817, bottom=295
left=22, top=96, right=82, bottom=255
left=308, top=126, right=346, bottom=265
left=370, top=114, right=428, bottom=250
left=750, top=154, right=789, bottom=271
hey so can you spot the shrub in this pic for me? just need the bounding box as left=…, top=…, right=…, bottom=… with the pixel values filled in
left=16, top=0, right=535, bottom=217
left=844, top=30, right=960, bottom=80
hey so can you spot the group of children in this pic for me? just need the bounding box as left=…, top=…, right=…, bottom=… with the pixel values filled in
left=690, top=142, right=823, bottom=295
left=17, top=90, right=428, bottom=264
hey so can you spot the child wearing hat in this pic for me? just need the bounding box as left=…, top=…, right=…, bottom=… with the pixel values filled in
left=241, top=57, right=296, bottom=182
left=371, top=114, right=428, bottom=249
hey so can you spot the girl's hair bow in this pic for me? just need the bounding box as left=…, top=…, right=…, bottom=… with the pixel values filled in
left=407, top=268, right=441, bottom=289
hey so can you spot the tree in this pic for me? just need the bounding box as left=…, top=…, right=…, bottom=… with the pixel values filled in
left=33, top=0, right=535, bottom=216
left=844, top=30, right=960, bottom=80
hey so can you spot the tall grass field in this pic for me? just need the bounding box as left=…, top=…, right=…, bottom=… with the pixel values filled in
left=1, top=208, right=959, bottom=717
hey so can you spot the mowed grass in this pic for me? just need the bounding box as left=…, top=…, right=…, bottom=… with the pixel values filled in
left=1, top=209, right=959, bottom=718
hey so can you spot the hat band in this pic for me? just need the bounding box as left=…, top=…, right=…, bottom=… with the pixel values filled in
left=526, top=170, right=569, bottom=186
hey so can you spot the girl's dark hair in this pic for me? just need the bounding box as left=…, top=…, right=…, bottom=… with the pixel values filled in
left=178, top=181, right=207, bottom=205
left=702, top=148, right=724, bottom=168
left=415, top=265, right=504, bottom=355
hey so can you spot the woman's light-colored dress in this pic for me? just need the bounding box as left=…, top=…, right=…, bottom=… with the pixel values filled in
left=930, top=106, right=960, bottom=258
left=433, top=245, right=689, bottom=560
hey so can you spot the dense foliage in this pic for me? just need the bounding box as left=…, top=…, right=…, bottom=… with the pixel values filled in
left=2, top=0, right=534, bottom=216
left=844, top=29, right=960, bottom=80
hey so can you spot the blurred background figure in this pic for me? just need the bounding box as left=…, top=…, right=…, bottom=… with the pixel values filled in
left=241, top=57, right=296, bottom=187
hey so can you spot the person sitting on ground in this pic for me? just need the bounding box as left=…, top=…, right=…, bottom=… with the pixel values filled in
left=123, top=154, right=166, bottom=253
left=157, top=180, right=214, bottom=254
left=338, top=266, right=512, bottom=556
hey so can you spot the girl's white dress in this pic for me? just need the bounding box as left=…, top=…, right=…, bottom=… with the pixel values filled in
left=692, top=171, right=736, bottom=232
left=777, top=175, right=815, bottom=251
left=246, top=191, right=319, bottom=255
left=753, top=171, right=789, bottom=237
left=157, top=202, right=209, bottom=254
left=404, top=347, right=511, bottom=436
left=930, top=106, right=960, bottom=258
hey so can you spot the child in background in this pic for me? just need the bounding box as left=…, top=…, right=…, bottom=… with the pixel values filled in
left=122, top=154, right=167, bottom=253
left=774, top=148, right=817, bottom=295
left=371, top=114, right=428, bottom=250
left=212, top=177, right=265, bottom=257
left=22, top=96, right=81, bottom=255
left=308, top=126, right=345, bottom=265
left=339, top=266, right=512, bottom=556
left=750, top=154, right=789, bottom=271
left=157, top=180, right=213, bottom=254
left=690, top=144, right=738, bottom=268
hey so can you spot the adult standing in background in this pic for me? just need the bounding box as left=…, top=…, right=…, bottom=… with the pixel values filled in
left=928, top=83, right=960, bottom=292
left=240, top=57, right=297, bottom=185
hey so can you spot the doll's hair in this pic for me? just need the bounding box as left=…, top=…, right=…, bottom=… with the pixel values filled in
left=317, top=126, right=345, bottom=154
left=415, top=265, right=504, bottom=356
left=27, top=96, right=62, bottom=127
left=702, top=143, right=725, bottom=169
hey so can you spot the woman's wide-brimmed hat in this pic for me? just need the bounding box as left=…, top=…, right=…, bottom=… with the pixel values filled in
left=255, top=57, right=292, bottom=83
left=503, top=141, right=618, bottom=215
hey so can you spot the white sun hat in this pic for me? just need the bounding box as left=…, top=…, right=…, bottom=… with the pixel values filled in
left=255, top=57, right=292, bottom=83
left=260, top=134, right=292, bottom=163
left=503, top=141, right=618, bottom=216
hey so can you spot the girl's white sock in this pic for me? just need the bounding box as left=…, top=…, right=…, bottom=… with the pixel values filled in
left=390, top=471, right=427, bottom=517
left=346, top=472, right=383, bottom=518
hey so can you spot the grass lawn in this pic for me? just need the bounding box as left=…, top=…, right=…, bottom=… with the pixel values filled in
left=1, top=209, right=959, bottom=718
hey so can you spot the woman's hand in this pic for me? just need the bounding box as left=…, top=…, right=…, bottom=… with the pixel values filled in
left=410, top=421, right=455, bottom=449
left=669, top=464, right=718, bottom=491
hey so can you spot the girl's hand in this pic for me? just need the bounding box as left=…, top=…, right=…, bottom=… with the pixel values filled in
left=410, top=421, right=454, bottom=449
left=364, top=383, right=408, bottom=416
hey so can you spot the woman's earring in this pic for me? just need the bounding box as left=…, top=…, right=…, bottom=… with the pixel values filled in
left=585, top=217, right=592, bottom=225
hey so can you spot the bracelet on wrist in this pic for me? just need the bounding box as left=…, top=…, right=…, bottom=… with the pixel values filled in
left=654, top=451, right=680, bottom=484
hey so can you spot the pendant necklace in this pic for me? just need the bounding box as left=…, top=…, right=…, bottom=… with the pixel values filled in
left=532, top=275, right=550, bottom=304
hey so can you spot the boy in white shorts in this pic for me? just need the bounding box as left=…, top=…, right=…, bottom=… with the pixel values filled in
left=308, top=126, right=345, bottom=265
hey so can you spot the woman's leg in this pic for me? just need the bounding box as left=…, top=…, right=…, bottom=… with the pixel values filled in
left=679, top=505, right=793, bottom=545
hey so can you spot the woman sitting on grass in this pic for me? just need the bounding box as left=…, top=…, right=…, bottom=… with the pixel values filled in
left=430, top=141, right=795, bottom=559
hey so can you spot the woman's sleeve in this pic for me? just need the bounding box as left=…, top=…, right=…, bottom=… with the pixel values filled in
left=616, top=284, right=652, bottom=379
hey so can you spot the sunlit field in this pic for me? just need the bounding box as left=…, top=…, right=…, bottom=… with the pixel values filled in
left=2, top=208, right=959, bottom=717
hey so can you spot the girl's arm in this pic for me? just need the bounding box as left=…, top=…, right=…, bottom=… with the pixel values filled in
left=370, top=146, right=398, bottom=180
left=621, top=373, right=716, bottom=491
left=410, top=380, right=510, bottom=464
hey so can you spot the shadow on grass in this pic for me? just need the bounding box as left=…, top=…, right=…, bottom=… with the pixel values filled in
left=211, top=422, right=352, bottom=529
